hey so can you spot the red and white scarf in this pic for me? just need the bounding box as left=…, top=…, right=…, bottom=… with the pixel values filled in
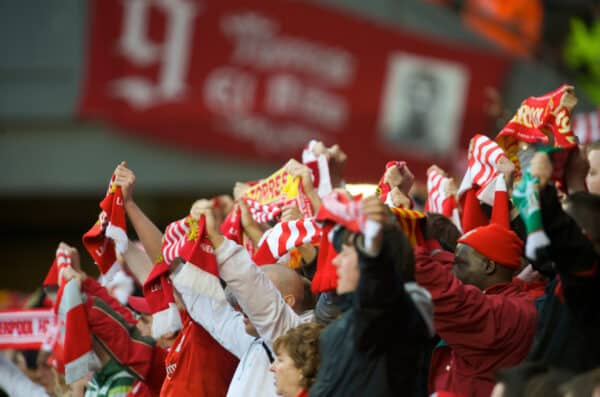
left=145, top=215, right=222, bottom=338
left=302, top=140, right=333, bottom=198
left=376, top=161, right=413, bottom=208
left=83, top=173, right=128, bottom=282
left=425, top=168, right=458, bottom=221
left=45, top=249, right=97, bottom=384
left=311, top=192, right=365, bottom=293
left=497, top=84, right=578, bottom=178
left=456, top=134, right=507, bottom=232
left=56, top=279, right=98, bottom=384
left=142, top=260, right=182, bottom=340
left=0, top=309, right=57, bottom=350
left=253, top=219, right=322, bottom=266
left=457, top=134, right=507, bottom=200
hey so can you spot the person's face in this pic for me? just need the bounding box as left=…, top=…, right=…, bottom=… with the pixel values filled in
left=586, top=149, right=600, bottom=194
left=453, top=243, right=487, bottom=289
left=269, top=346, right=303, bottom=397
left=332, top=243, right=360, bottom=295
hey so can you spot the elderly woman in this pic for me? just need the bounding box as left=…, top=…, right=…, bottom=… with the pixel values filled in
left=270, top=323, right=324, bottom=397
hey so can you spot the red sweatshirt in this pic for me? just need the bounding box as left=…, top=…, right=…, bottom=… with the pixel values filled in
left=415, top=242, right=537, bottom=397
left=83, top=278, right=238, bottom=396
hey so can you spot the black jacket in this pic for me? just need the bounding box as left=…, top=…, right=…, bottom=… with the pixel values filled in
left=309, top=227, right=431, bottom=397
left=527, top=185, right=600, bottom=372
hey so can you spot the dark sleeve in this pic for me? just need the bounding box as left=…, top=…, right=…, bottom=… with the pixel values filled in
left=539, top=185, right=600, bottom=324
left=353, top=227, right=423, bottom=352
left=539, top=185, right=597, bottom=274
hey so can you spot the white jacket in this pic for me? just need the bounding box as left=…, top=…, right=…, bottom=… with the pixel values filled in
left=171, top=238, right=313, bottom=397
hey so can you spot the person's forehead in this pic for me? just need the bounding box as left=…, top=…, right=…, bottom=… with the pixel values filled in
left=455, top=243, right=481, bottom=260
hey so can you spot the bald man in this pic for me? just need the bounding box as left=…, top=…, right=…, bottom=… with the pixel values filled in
left=170, top=209, right=313, bottom=397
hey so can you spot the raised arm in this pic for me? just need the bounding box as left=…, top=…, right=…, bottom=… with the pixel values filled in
left=114, top=162, right=163, bottom=263
left=353, top=197, right=432, bottom=350
left=414, top=243, right=535, bottom=355
left=170, top=263, right=254, bottom=359
left=121, top=240, right=154, bottom=285
left=198, top=205, right=304, bottom=346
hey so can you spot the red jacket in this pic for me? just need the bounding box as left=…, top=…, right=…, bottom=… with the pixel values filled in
left=83, top=278, right=238, bottom=396
left=415, top=242, right=537, bottom=397
left=160, top=312, right=238, bottom=396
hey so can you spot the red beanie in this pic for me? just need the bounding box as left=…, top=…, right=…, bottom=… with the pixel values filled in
left=458, top=223, right=523, bottom=268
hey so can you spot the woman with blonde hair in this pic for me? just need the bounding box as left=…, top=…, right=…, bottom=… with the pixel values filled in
left=270, top=322, right=324, bottom=397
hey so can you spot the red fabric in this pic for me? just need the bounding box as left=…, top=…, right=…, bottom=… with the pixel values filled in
left=490, top=176, right=510, bottom=228
left=84, top=290, right=165, bottom=396
left=56, top=279, right=94, bottom=384
left=128, top=380, right=154, bottom=397
left=160, top=313, right=238, bottom=397
left=376, top=161, right=414, bottom=208
left=0, top=309, right=56, bottom=350
left=459, top=189, right=488, bottom=233
left=376, top=161, right=401, bottom=203
left=458, top=223, right=523, bottom=268
left=389, top=207, right=426, bottom=247
left=43, top=249, right=71, bottom=287
left=426, top=167, right=456, bottom=217
left=295, top=389, right=309, bottom=397
left=414, top=245, right=537, bottom=397
left=82, top=277, right=138, bottom=325
left=220, top=207, right=243, bottom=245
left=316, top=191, right=365, bottom=232
left=78, top=0, right=509, bottom=183
left=128, top=296, right=153, bottom=316
left=161, top=216, right=219, bottom=275
left=497, top=85, right=577, bottom=179
left=441, top=196, right=458, bottom=219
left=511, top=278, right=547, bottom=301
left=83, top=175, right=127, bottom=277
left=142, top=261, right=178, bottom=321
left=253, top=219, right=322, bottom=265
left=311, top=222, right=339, bottom=293
left=498, top=85, right=577, bottom=147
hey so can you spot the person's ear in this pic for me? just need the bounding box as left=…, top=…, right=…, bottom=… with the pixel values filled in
left=483, top=259, right=496, bottom=275
left=283, top=294, right=296, bottom=309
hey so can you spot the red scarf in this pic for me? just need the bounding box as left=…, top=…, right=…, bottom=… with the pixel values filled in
left=0, top=309, right=57, bottom=350
left=253, top=219, right=322, bottom=266
left=83, top=173, right=127, bottom=281
left=497, top=84, right=578, bottom=179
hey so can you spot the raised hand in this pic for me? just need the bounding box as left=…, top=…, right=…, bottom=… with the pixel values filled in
left=529, top=152, right=553, bottom=188
left=385, top=162, right=414, bottom=195
left=113, top=161, right=136, bottom=204
left=285, top=159, right=314, bottom=192
left=328, top=144, right=347, bottom=188
left=281, top=203, right=303, bottom=222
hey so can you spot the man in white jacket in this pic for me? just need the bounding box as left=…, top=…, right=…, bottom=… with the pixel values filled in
left=170, top=206, right=313, bottom=397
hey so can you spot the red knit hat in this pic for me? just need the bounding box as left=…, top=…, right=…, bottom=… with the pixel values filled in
left=458, top=223, right=523, bottom=268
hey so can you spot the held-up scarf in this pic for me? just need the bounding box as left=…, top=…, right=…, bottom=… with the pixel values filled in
left=83, top=173, right=128, bottom=282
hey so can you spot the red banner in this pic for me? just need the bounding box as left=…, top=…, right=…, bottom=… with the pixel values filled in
left=79, top=0, right=510, bottom=181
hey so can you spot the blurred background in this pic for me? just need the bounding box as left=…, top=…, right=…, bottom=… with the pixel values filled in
left=1, top=0, right=599, bottom=299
